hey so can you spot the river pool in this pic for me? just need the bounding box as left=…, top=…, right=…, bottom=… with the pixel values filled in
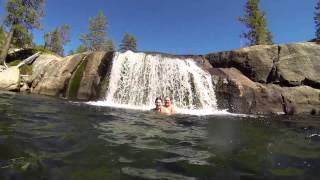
left=0, top=91, right=319, bottom=180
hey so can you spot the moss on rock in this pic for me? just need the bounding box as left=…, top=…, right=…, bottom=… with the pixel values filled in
left=20, top=65, right=32, bottom=75
left=8, top=60, right=22, bottom=66
left=97, top=76, right=109, bottom=99
left=67, top=57, right=88, bottom=99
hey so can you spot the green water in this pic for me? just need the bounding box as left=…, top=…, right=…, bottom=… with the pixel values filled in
left=0, top=91, right=319, bottom=180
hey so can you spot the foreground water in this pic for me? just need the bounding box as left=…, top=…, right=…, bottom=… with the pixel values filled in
left=0, top=91, right=320, bottom=180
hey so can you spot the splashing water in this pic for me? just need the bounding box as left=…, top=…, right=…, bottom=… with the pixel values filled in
left=89, top=51, right=226, bottom=115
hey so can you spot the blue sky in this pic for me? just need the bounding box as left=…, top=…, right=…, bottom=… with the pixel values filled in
left=0, top=0, right=317, bottom=55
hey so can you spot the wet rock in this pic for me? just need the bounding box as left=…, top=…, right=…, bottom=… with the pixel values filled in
left=0, top=67, right=20, bottom=91
left=76, top=51, right=114, bottom=100
left=20, top=75, right=31, bottom=92
left=213, top=67, right=320, bottom=114
left=20, top=83, right=29, bottom=92
left=281, top=86, right=320, bottom=115
left=214, top=68, right=283, bottom=114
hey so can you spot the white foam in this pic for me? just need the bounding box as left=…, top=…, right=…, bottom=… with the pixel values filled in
left=86, top=101, right=241, bottom=116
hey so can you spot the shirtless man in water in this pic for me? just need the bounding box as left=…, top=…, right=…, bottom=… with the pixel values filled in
left=162, top=96, right=177, bottom=115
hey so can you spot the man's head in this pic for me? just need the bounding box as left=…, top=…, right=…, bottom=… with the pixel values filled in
left=155, top=97, right=162, bottom=109
left=164, top=96, right=171, bottom=107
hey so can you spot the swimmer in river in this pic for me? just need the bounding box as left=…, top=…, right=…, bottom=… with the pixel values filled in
left=153, top=97, right=177, bottom=115
left=153, top=97, right=163, bottom=113
left=162, top=96, right=177, bottom=115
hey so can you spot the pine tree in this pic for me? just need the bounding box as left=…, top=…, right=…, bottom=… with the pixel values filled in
left=119, top=32, right=137, bottom=51
left=103, top=38, right=115, bottom=52
left=0, top=0, right=45, bottom=65
left=11, top=24, right=33, bottom=48
left=80, top=11, right=112, bottom=51
left=315, top=0, right=320, bottom=40
left=239, top=0, right=273, bottom=46
left=0, top=27, right=6, bottom=48
left=44, top=24, right=70, bottom=56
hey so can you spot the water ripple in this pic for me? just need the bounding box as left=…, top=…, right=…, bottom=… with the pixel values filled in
left=95, top=115, right=213, bottom=166
left=121, top=167, right=197, bottom=180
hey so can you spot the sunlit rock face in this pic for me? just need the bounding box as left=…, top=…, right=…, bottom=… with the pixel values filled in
left=0, top=67, right=20, bottom=91
left=206, top=44, right=278, bottom=83
left=206, top=42, right=320, bottom=88
left=208, top=42, right=320, bottom=115
left=277, top=42, right=320, bottom=88
left=30, top=52, right=113, bottom=99
left=31, top=54, right=84, bottom=96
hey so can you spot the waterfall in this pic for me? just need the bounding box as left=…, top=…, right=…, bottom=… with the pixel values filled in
left=90, top=51, right=221, bottom=114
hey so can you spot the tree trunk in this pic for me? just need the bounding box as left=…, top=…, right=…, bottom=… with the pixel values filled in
left=0, top=28, right=14, bottom=66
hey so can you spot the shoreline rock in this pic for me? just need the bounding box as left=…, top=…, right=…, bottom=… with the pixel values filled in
left=205, top=42, right=320, bottom=115
left=0, top=67, right=20, bottom=91
left=29, top=51, right=114, bottom=100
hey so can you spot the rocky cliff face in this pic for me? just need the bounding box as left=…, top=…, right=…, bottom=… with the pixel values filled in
left=206, top=42, right=320, bottom=115
left=29, top=51, right=114, bottom=100
left=3, top=42, right=319, bottom=115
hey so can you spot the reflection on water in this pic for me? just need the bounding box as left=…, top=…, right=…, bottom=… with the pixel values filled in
left=0, top=91, right=320, bottom=180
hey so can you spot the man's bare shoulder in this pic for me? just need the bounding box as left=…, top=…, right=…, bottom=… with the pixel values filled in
left=169, top=105, right=177, bottom=114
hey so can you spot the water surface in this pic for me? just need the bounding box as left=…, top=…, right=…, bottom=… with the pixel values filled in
left=0, top=91, right=320, bottom=180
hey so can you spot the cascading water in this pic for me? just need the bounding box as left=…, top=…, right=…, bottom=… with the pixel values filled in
left=90, top=51, right=224, bottom=115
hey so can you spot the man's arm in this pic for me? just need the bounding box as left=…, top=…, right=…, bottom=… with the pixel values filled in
left=171, top=105, right=177, bottom=114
